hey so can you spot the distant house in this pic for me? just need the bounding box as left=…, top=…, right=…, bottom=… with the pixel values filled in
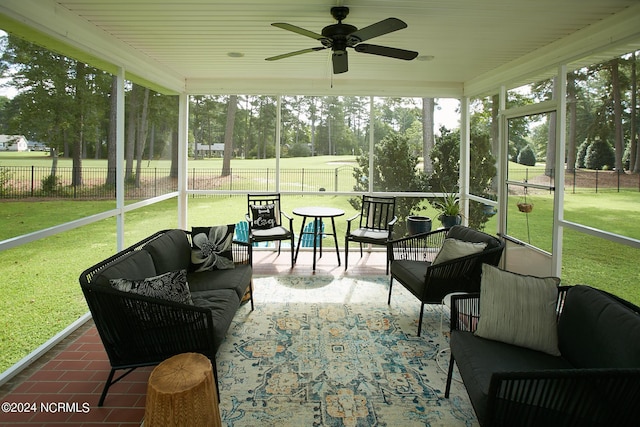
left=0, top=135, right=29, bottom=151
left=195, top=142, right=225, bottom=156
left=27, top=141, right=49, bottom=151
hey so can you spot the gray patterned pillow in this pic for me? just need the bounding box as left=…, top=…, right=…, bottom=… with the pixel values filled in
left=110, top=269, right=193, bottom=305
left=475, top=264, right=561, bottom=356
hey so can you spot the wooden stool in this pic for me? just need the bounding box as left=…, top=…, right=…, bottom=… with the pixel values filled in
left=144, top=353, right=221, bottom=427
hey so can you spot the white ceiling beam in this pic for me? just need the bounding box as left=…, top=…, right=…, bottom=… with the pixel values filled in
left=186, top=78, right=463, bottom=98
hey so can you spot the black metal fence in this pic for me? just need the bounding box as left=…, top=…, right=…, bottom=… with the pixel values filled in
left=2, top=165, right=637, bottom=200
left=0, top=165, right=359, bottom=200
left=509, top=167, right=640, bottom=194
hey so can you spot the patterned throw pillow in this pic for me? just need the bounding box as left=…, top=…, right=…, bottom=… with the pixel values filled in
left=250, top=204, right=277, bottom=230
left=110, top=269, right=193, bottom=305
left=474, top=264, right=561, bottom=356
left=432, top=238, right=487, bottom=265
left=190, top=224, right=235, bottom=272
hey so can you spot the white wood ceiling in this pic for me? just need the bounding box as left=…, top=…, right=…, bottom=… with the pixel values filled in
left=1, top=0, right=639, bottom=97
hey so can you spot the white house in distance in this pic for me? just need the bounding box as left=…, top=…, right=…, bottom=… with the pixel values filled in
left=0, top=134, right=29, bottom=151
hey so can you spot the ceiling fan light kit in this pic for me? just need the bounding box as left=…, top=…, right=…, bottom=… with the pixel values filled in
left=266, top=6, right=418, bottom=74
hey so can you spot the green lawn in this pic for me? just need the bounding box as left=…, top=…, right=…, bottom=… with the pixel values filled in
left=1, top=152, right=639, bottom=373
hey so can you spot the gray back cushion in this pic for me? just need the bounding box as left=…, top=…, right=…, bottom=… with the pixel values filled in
left=558, top=285, right=640, bottom=368
left=447, top=225, right=500, bottom=250
left=92, top=250, right=157, bottom=287
left=144, top=229, right=191, bottom=274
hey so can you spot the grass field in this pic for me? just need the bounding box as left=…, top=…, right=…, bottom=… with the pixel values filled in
left=1, top=152, right=639, bottom=373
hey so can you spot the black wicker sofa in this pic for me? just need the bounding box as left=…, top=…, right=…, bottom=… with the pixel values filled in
left=445, top=276, right=640, bottom=427
left=79, top=228, right=253, bottom=406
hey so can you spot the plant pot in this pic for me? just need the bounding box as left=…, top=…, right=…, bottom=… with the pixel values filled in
left=517, top=203, right=533, bottom=213
left=440, top=214, right=462, bottom=228
left=483, top=204, right=497, bottom=217
left=407, top=215, right=432, bottom=236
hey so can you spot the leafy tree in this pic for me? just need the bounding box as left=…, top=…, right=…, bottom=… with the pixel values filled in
left=429, top=125, right=496, bottom=230
left=351, top=132, right=429, bottom=236
left=429, top=126, right=459, bottom=193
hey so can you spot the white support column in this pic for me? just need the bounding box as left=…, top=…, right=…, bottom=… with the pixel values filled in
left=368, top=96, right=374, bottom=194
left=177, top=92, right=189, bottom=229
left=552, top=65, right=568, bottom=277
left=116, top=67, right=126, bottom=251
left=459, top=96, right=470, bottom=225
left=276, top=95, right=281, bottom=192
left=497, top=86, right=508, bottom=237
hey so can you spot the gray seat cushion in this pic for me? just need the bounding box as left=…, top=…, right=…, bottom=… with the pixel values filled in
left=187, top=264, right=252, bottom=300
left=451, top=330, right=574, bottom=425
left=349, top=227, right=389, bottom=241
left=251, top=226, right=290, bottom=238
left=191, top=288, right=241, bottom=350
left=390, top=260, right=430, bottom=296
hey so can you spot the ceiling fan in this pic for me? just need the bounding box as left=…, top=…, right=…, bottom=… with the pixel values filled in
left=266, top=6, right=418, bottom=74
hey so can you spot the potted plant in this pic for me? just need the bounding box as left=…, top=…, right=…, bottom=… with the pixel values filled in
left=432, top=192, right=462, bottom=228
left=406, top=214, right=432, bottom=236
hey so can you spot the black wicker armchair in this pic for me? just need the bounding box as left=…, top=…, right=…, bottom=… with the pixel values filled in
left=387, top=225, right=504, bottom=336
left=79, top=230, right=252, bottom=406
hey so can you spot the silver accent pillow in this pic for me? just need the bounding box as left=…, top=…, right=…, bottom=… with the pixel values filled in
left=475, top=264, right=561, bottom=356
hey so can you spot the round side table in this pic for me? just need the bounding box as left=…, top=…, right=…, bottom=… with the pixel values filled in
left=144, top=352, right=221, bottom=427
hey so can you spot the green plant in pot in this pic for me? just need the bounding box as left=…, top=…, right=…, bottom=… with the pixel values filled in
left=432, top=192, right=462, bottom=228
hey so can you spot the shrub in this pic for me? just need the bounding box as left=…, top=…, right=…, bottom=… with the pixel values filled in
left=517, top=145, right=536, bottom=166
left=0, top=167, right=11, bottom=197
left=576, top=140, right=589, bottom=168
left=41, top=174, right=62, bottom=195
left=287, top=143, right=311, bottom=157
left=585, top=139, right=615, bottom=170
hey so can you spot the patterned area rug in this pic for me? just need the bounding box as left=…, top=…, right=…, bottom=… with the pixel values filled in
left=217, top=276, right=478, bottom=427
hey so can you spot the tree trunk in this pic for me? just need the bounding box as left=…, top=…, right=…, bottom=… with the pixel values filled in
left=631, top=53, right=638, bottom=174
left=50, top=147, right=58, bottom=177
left=149, top=123, right=155, bottom=161
left=611, top=58, right=625, bottom=173
left=170, top=129, right=179, bottom=178
left=106, top=75, right=117, bottom=186
left=222, top=95, right=237, bottom=176
left=125, top=85, right=139, bottom=181
left=422, top=97, right=435, bottom=173
left=72, top=61, right=85, bottom=187
left=135, top=87, right=150, bottom=187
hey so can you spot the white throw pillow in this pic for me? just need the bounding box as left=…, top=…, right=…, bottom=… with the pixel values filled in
left=432, top=238, right=487, bottom=265
left=475, top=264, right=561, bottom=356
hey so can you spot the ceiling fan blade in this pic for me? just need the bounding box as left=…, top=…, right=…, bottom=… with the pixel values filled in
left=354, top=44, right=418, bottom=60
left=348, top=18, right=407, bottom=44
left=332, top=51, right=348, bottom=74
left=271, top=23, right=325, bottom=40
left=266, top=47, right=326, bottom=61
